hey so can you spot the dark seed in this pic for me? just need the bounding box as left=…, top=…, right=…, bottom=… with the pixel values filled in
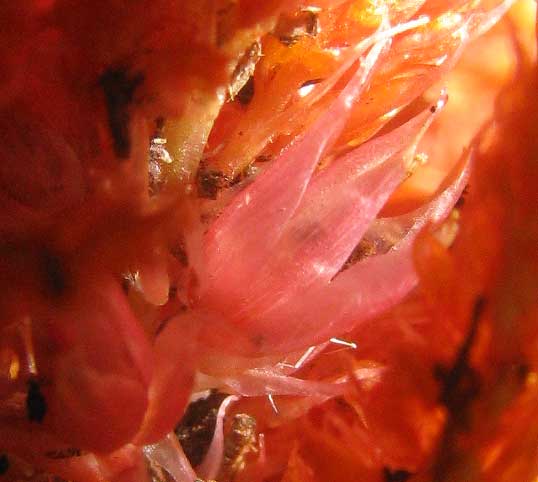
left=0, top=454, right=9, bottom=475
left=236, top=76, right=255, bottom=105
left=99, top=67, right=144, bottom=159
left=175, top=391, right=229, bottom=466
left=26, top=380, right=47, bottom=423
left=384, top=467, right=412, bottom=482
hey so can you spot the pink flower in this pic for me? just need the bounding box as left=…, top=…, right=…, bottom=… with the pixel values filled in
left=190, top=38, right=469, bottom=359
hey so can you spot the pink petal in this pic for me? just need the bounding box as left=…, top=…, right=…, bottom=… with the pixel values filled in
left=46, top=277, right=153, bottom=451
left=134, top=315, right=197, bottom=445
left=245, top=101, right=444, bottom=310
left=201, top=36, right=390, bottom=313
left=239, top=155, right=470, bottom=354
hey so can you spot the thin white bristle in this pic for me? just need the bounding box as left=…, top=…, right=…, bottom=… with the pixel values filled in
left=267, top=394, right=279, bottom=414
left=330, top=337, right=358, bottom=349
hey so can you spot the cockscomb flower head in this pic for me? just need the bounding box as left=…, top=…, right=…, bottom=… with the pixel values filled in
left=0, top=0, right=534, bottom=481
